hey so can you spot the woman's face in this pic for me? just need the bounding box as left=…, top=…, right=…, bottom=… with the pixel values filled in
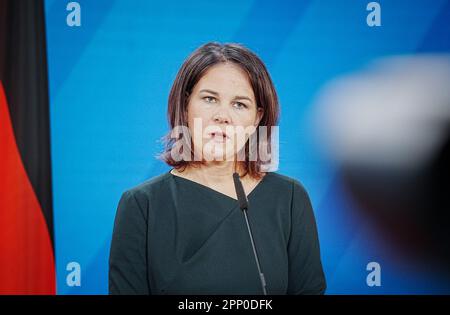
left=186, top=63, right=264, bottom=162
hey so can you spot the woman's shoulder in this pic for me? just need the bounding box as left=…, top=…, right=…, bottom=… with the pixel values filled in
left=122, top=171, right=173, bottom=198
left=266, top=173, right=313, bottom=216
left=265, top=172, right=309, bottom=195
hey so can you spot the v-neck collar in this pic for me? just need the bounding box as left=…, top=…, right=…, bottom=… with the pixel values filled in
left=169, top=169, right=270, bottom=202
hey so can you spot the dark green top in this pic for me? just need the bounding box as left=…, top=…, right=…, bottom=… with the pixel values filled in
left=109, top=171, right=326, bottom=295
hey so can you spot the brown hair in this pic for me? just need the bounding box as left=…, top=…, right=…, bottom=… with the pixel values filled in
left=159, top=42, right=279, bottom=179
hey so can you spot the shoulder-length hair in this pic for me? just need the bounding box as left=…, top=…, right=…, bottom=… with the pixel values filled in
left=159, top=42, right=279, bottom=179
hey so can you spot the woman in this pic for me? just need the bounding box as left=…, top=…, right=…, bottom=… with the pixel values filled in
left=109, top=42, right=326, bottom=295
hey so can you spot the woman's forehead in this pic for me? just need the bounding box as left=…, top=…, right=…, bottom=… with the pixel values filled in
left=194, top=63, right=255, bottom=98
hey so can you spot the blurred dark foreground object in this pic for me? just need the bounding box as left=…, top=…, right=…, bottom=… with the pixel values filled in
left=313, top=55, right=450, bottom=277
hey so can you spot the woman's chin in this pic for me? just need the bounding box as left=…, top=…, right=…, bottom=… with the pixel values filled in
left=201, top=144, right=246, bottom=162
left=202, top=150, right=237, bottom=162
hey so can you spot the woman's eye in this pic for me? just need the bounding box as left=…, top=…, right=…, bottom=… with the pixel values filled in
left=234, top=102, right=248, bottom=110
left=203, top=96, right=216, bottom=103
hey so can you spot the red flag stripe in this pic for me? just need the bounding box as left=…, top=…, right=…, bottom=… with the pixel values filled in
left=0, top=81, right=55, bottom=294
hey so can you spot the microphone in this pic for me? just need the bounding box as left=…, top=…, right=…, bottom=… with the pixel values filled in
left=232, top=172, right=267, bottom=295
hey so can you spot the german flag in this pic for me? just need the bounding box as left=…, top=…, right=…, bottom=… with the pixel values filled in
left=0, top=0, right=56, bottom=294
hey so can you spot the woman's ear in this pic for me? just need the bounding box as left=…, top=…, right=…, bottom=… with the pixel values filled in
left=255, top=107, right=264, bottom=126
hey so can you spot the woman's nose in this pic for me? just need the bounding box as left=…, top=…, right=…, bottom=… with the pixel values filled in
left=212, top=108, right=230, bottom=124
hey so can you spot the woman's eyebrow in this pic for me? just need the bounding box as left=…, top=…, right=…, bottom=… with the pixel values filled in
left=233, top=96, right=253, bottom=104
left=199, top=89, right=219, bottom=96
left=199, top=89, right=254, bottom=104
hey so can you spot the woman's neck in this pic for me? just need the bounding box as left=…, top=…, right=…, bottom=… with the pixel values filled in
left=184, top=161, right=244, bottom=183
left=171, top=162, right=265, bottom=199
left=172, top=161, right=247, bottom=184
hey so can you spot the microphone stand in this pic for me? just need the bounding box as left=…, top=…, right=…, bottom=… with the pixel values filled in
left=233, top=172, right=267, bottom=295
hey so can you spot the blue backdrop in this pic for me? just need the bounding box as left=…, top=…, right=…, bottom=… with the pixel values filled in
left=44, top=0, right=450, bottom=294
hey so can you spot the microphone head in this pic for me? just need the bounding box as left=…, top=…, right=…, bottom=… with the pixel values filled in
left=232, top=172, right=249, bottom=211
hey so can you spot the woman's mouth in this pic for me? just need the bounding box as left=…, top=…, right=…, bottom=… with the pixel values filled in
left=209, top=131, right=229, bottom=143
